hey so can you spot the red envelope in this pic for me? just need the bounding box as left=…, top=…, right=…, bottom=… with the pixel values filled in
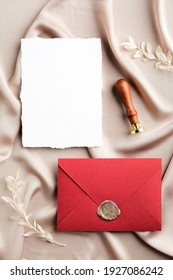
left=57, top=158, right=161, bottom=231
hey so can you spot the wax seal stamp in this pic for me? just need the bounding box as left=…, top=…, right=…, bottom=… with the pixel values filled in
left=115, top=79, right=144, bottom=134
left=97, top=200, right=121, bottom=221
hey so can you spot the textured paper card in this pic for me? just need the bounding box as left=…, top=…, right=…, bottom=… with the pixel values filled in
left=21, top=38, right=102, bottom=148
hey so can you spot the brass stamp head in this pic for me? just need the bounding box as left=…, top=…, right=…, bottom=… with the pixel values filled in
left=130, top=122, right=144, bottom=134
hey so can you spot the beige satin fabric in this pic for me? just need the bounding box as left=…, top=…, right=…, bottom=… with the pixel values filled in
left=0, top=0, right=172, bottom=259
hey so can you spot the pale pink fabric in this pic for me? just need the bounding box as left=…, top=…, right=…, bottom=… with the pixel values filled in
left=0, top=0, right=172, bottom=259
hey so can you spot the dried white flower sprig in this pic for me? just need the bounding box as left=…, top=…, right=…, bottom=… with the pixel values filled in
left=2, top=174, right=66, bottom=246
left=121, top=36, right=173, bottom=71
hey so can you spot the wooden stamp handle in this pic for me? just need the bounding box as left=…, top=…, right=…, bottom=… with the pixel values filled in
left=115, top=79, right=139, bottom=125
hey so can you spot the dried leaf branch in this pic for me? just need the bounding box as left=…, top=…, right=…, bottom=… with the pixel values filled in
left=2, top=174, right=66, bottom=247
left=121, top=36, right=173, bottom=71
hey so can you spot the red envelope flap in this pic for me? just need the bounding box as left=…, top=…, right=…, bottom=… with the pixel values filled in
left=58, top=192, right=161, bottom=231
left=58, top=166, right=86, bottom=221
left=58, top=158, right=161, bottom=208
left=119, top=168, right=161, bottom=224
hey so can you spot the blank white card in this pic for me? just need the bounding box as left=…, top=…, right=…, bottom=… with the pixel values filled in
left=21, top=38, right=102, bottom=148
